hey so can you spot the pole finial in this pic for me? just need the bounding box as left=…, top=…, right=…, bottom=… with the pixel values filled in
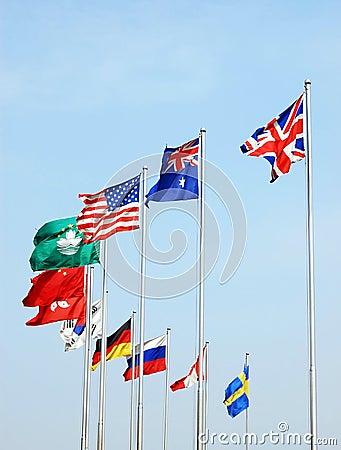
left=305, top=79, right=311, bottom=86
left=200, top=128, right=206, bottom=133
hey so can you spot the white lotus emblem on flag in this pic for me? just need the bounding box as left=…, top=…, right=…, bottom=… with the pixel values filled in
left=57, top=230, right=82, bottom=255
left=51, top=300, right=71, bottom=312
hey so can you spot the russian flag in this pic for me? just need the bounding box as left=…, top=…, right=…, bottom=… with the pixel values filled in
left=123, top=334, right=166, bottom=381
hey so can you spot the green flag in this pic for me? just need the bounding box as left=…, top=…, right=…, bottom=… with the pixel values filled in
left=30, top=217, right=100, bottom=271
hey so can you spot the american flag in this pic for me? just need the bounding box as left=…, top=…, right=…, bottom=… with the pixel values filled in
left=77, top=174, right=140, bottom=243
left=240, top=94, right=304, bottom=182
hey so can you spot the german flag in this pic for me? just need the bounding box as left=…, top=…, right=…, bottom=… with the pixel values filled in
left=91, top=318, right=131, bottom=371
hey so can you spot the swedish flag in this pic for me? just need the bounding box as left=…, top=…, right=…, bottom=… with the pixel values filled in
left=223, top=365, right=249, bottom=418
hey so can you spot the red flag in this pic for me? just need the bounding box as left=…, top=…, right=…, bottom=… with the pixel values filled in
left=25, top=295, right=85, bottom=326
left=23, top=267, right=85, bottom=307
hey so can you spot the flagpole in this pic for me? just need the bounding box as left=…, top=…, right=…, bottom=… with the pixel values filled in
left=81, top=265, right=93, bottom=450
left=129, top=311, right=136, bottom=450
left=97, top=240, right=108, bottom=450
left=137, top=166, right=148, bottom=450
left=245, top=353, right=250, bottom=450
left=163, top=328, right=171, bottom=450
left=304, top=79, right=318, bottom=450
left=203, top=342, right=209, bottom=450
left=197, top=128, right=206, bottom=450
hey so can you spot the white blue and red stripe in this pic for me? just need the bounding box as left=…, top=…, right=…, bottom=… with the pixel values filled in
left=77, top=174, right=140, bottom=243
left=123, top=334, right=166, bottom=381
left=241, top=94, right=304, bottom=182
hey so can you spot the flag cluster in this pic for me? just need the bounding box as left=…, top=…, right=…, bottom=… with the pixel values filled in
left=22, top=99, right=307, bottom=426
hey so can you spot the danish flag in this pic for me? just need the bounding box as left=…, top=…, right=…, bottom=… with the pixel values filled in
left=240, top=94, right=305, bottom=182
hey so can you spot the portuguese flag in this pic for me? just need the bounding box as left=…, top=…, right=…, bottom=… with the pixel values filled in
left=29, top=217, right=100, bottom=272
left=91, top=318, right=131, bottom=371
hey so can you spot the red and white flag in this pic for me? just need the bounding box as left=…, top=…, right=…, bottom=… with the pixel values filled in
left=77, top=174, right=140, bottom=243
left=170, top=346, right=206, bottom=392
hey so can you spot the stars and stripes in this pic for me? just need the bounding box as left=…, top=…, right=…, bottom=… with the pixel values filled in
left=76, top=174, right=140, bottom=243
left=240, top=94, right=304, bottom=182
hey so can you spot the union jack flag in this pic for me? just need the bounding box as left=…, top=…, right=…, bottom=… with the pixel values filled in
left=240, top=94, right=305, bottom=182
left=165, top=138, right=199, bottom=172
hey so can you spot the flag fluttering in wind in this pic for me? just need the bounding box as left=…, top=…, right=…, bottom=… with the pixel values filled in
left=25, top=296, right=86, bottom=326
left=123, top=334, right=166, bottom=381
left=170, top=347, right=205, bottom=391
left=240, top=94, right=304, bottom=182
left=23, top=267, right=85, bottom=307
left=223, top=365, right=249, bottom=418
left=60, top=298, right=102, bottom=351
left=29, top=217, right=100, bottom=272
left=23, top=266, right=86, bottom=326
left=77, top=174, right=140, bottom=243
left=146, top=137, right=199, bottom=204
left=91, top=318, right=131, bottom=371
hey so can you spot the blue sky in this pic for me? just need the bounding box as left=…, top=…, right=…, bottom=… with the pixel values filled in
left=2, top=1, right=341, bottom=449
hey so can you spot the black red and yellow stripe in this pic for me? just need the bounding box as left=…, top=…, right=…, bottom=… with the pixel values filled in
left=91, top=318, right=131, bottom=371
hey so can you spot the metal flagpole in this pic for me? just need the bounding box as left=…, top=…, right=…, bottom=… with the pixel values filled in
left=304, top=79, right=318, bottom=450
left=245, top=353, right=250, bottom=450
left=163, top=328, right=171, bottom=450
left=81, top=265, right=93, bottom=450
left=129, top=311, right=136, bottom=450
left=137, top=166, right=148, bottom=450
left=204, top=342, right=209, bottom=450
left=97, top=240, right=108, bottom=450
left=197, top=128, right=206, bottom=450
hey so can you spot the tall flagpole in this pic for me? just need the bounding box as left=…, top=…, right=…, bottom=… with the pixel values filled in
left=137, top=166, right=148, bottom=450
left=245, top=352, right=250, bottom=450
left=81, top=265, right=94, bottom=450
left=163, top=328, right=171, bottom=450
left=129, top=311, right=136, bottom=450
left=304, top=79, right=318, bottom=450
left=197, top=128, right=206, bottom=450
left=97, top=240, right=108, bottom=450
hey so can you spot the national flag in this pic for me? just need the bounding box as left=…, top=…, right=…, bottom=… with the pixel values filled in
left=240, top=94, right=304, bottom=182
left=77, top=174, right=140, bottom=243
left=60, top=298, right=102, bottom=351
left=91, top=318, right=131, bottom=371
left=146, top=138, right=199, bottom=205
left=170, top=347, right=205, bottom=391
left=223, top=365, right=249, bottom=418
left=25, top=295, right=86, bottom=326
left=123, top=334, right=166, bottom=381
left=23, top=267, right=85, bottom=307
left=29, top=217, right=100, bottom=272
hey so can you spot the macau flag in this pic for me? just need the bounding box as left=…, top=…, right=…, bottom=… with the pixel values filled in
left=29, top=217, right=100, bottom=272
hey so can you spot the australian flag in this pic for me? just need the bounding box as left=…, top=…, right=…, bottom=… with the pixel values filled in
left=240, top=94, right=305, bottom=182
left=146, top=137, right=199, bottom=204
